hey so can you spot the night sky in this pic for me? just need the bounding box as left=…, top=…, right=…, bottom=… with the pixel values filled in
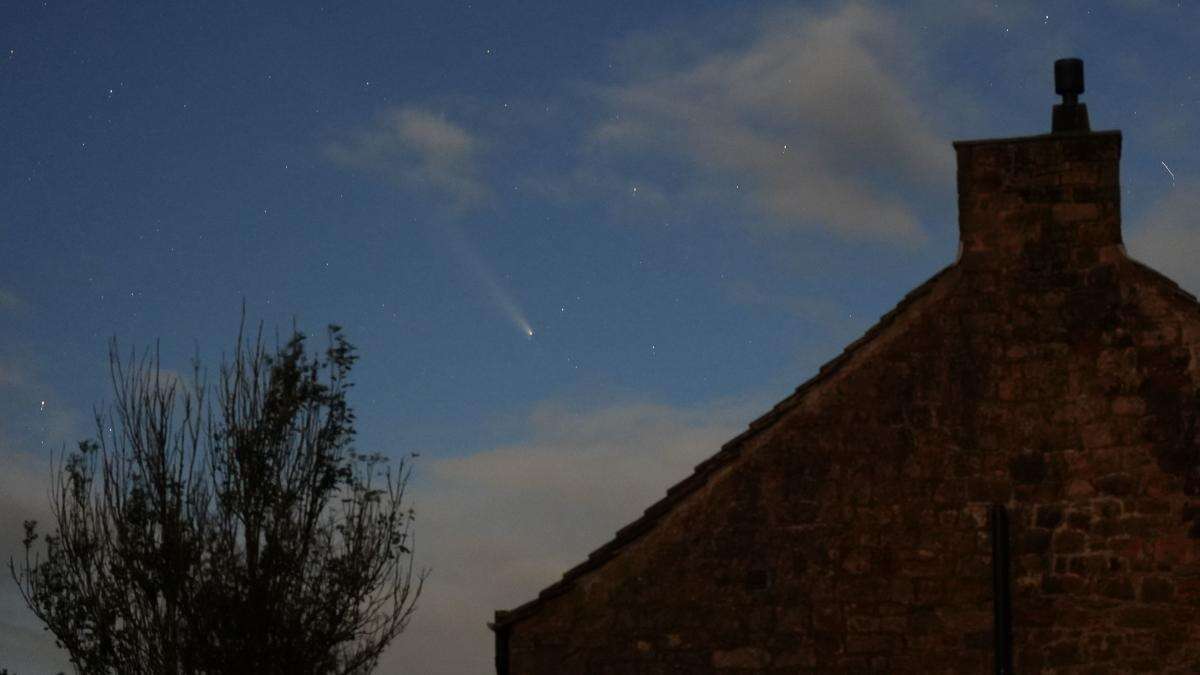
left=3, top=1, right=1199, bottom=672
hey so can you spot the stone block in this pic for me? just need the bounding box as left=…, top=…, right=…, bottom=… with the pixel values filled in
left=1053, top=529, right=1088, bottom=554
left=712, top=647, right=770, bottom=669
left=1037, top=504, right=1065, bottom=529
left=1141, top=576, right=1176, bottom=603
left=1096, top=473, right=1138, bottom=496
left=1052, top=202, right=1102, bottom=222
left=1098, top=576, right=1136, bottom=600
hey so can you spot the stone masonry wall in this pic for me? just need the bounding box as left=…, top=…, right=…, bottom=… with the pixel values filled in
left=499, top=131, right=1200, bottom=673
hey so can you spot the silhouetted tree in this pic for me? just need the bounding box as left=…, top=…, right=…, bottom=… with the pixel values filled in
left=11, top=320, right=425, bottom=674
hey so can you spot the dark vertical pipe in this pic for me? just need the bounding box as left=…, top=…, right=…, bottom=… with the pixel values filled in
left=990, top=504, right=1013, bottom=675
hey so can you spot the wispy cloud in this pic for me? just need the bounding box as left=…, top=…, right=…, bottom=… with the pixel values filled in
left=326, top=5, right=968, bottom=247
left=380, top=396, right=761, bottom=674
left=576, top=3, right=953, bottom=245
left=325, top=107, right=490, bottom=212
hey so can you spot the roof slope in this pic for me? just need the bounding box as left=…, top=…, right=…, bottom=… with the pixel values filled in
left=492, top=260, right=960, bottom=629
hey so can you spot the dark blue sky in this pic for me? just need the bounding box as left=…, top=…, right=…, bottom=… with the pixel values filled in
left=3, top=1, right=1199, bottom=672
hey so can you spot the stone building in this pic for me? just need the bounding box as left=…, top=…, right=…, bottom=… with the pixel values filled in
left=492, top=60, right=1200, bottom=673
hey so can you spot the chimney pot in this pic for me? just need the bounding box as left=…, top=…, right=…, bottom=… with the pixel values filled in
left=1054, top=58, right=1085, bottom=102
left=1052, top=58, right=1090, bottom=133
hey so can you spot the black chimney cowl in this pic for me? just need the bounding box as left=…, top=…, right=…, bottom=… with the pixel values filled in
left=1052, top=58, right=1091, bottom=133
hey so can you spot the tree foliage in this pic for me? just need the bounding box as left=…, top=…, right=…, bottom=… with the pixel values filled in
left=10, top=322, right=425, bottom=674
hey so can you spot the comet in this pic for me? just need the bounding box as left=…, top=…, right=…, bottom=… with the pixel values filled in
left=444, top=222, right=535, bottom=340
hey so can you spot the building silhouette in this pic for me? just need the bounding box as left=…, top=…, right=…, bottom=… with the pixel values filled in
left=493, top=60, right=1200, bottom=673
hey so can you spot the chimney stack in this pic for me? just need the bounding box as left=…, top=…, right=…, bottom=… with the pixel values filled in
left=953, top=59, right=1122, bottom=272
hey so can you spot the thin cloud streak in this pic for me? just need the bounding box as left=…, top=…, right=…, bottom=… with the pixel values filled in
left=382, top=396, right=761, bottom=674
left=579, top=2, right=953, bottom=244
left=325, top=107, right=491, bottom=213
